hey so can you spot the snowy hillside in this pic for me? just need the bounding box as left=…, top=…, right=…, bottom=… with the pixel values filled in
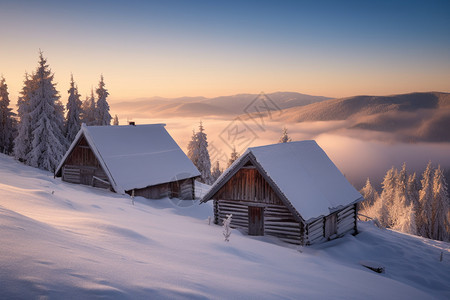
left=0, top=154, right=449, bottom=299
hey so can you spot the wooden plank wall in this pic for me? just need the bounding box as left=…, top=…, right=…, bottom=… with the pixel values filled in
left=62, top=165, right=81, bottom=184
left=65, top=136, right=99, bottom=167
left=336, top=204, right=357, bottom=236
left=215, top=199, right=304, bottom=245
left=129, top=179, right=195, bottom=200
left=132, top=182, right=170, bottom=199
left=305, top=204, right=357, bottom=245
left=306, top=218, right=325, bottom=245
left=264, top=204, right=304, bottom=245
left=62, top=164, right=111, bottom=189
left=215, top=168, right=283, bottom=205
left=92, top=168, right=110, bottom=189
left=217, top=200, right=248, bottom=229
left=62, top=135, right=112, bottom=190
left=179, top=178, right=194, bottom=200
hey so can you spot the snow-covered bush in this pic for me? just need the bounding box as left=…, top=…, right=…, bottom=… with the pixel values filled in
left=223, top=214, right=232, bottom=242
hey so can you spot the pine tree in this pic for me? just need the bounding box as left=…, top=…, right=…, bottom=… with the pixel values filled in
left=359, top=178, right=379, bottom=210
left=196, top=122, right=212, bottom=184
left=27, top=51, right=67, bottom=171
left=187, top=122, right=212, bottom=184
left=278, top=127, right=292, bottom=143
left=407, top=172, right=420, bottom=207
left=211, top=160, right=222, bottom=183
left=431, top=166, right=449, bottom=241
left=358, top=178, right=381, bottom=222
left=14, top=73, right=34, bottom=162
left=392, top=163, right=416, bottom=234
left=113, top=114, right=119, bottom=125
left=227, top=146, right=239, bottom=168
left=81, top=90, right=96, bottom=125
left=0, top=76, right=15, bottom=154
left=392, top=164, right=407, bottom=222
left=187, top=129, right=198, bottom=164
left=95, top=75, right=111, bottom=126
left=378, top=166, right=397, bottom=228
left=64, top=74, right=82, bottom=143
left=418, top=162, right=434, bottom=238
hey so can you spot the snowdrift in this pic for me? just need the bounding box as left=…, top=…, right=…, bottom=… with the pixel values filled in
left=0, top=154, right=448, bottom=299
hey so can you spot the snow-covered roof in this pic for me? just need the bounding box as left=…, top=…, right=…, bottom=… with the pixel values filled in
left=56, top=124, right=200, bottom=194
left=202, top=141, right=362, bottom=223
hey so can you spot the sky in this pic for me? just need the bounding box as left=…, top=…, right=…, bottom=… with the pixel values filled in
left=1, top=0, right=450, bottom=103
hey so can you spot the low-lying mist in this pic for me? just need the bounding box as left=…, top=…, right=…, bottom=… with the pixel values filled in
left=117, top=115, right=450, bottom=191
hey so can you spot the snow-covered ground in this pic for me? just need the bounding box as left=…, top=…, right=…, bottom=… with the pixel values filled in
left=0, top=154, right=448, bottom=299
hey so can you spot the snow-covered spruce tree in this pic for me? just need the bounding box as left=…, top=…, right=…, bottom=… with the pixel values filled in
left=431, top=166, right=450, bottom=241
left=392, top=163, right=416, bottom=234
left=359, top=178, right=379, bottom=210
left=358, top=178, right=381, bottom=223
left=95, top=75, right=111, bottom=126
left=378, top=166, right=397, bottom=228
left=418, top=162, right=434, bottom=238
left=187, top=122, right=212, bottom=184
left=64, top=74, right=82, bottom=144
left=27, top=52, right=67, bottom=171
left=278, top=127, right=292, bottom=143
left=81, top=90, right=97, bottom=125
left=0, top=76, right=15, bottom=154
left=187, top=129, right=198, bottom=166
left=211, top=160, right=222, bottom=183
left=196, top=122, right=212, bottom=184
left=113, top=114, right=119, bottom=125
left=407, top=172, right=420, bottom=207
left=227, top=145, right=239, bottom=168
left=14, top=73, right=34, bottom=162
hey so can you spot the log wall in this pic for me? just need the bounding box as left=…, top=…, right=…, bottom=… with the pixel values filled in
left=127, top=178, right=195, bottom=200
left=305, top=204, right=357, bottom=245
left=212, top=165, right=306, bottom=244
left=61, top=135, right=111, bottom=190
left=130, top=182, right=170, bottom=199
left=215, top=200, right=304, bottom=245
left=179, top=178, right=195, bottom=200
left=336, top=204, right=357, bottom=236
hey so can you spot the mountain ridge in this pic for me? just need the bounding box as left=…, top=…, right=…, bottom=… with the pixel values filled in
left=266, top=91, right=450, bottom=143
left=111, top=91, right=333, bottom=118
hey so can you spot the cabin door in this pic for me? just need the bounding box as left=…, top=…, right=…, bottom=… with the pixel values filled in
left=80, top=167, right=94, bottom=186
left=248, top=206, right=264, bottom=236
left=324, top=213, right=337, bottom=239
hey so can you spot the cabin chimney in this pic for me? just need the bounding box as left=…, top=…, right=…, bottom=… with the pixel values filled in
left=129, top=121, right=136, bottom=126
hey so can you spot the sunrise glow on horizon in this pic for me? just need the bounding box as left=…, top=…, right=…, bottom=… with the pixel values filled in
left=1, top=0, right=449, bottom=103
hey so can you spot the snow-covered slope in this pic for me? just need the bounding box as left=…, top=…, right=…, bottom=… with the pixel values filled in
left=0, top=154, right=448, bottom=299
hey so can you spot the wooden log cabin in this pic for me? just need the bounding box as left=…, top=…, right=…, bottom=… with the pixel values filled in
left=55, top=123, right=200, bottom=200
left=201, top=141, right=363, bottom=245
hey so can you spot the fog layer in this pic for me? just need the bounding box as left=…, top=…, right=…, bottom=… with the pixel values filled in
left=122, top=115, right=450, bottom=190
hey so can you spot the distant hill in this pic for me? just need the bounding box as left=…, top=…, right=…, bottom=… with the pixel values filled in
left=269, top=92, right=450, bottom=143
left=112, top=92, right=332, bottom=118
